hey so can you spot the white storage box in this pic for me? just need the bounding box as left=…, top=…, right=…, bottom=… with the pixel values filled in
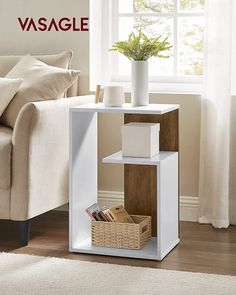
left=122, top=122, right=160, bottom=158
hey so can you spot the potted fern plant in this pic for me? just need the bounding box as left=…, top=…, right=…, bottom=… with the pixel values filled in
left=110, top=31, right=172, bottom=106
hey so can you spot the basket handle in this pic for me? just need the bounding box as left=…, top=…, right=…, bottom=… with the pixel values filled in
left=141, top=225, right=148, bottom=233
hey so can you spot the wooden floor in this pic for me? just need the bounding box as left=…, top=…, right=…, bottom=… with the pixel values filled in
left=1, top=211, right=236, bottom=276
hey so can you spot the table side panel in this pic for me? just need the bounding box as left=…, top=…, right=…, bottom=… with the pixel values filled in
left=157, top=153, right=179, bottom=259
left=69, top=111, right=97, bottom=249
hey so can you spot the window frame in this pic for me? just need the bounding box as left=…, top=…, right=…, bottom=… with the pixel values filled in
left=90, top=0, right=205, bottom=94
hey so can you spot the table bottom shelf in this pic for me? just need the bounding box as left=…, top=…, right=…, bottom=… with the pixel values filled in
left=70, top=237, right=162, bottom=260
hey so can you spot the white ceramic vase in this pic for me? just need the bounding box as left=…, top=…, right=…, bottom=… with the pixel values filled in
left=131, top=60, right=149, bottom=106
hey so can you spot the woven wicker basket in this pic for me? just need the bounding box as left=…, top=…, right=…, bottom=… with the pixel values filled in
left=91, top=215, right=151, bottom=250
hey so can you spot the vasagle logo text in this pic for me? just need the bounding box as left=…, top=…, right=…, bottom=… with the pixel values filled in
left=18, top=17, right=89, bottom=31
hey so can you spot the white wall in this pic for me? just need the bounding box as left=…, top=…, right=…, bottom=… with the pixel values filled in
left=0, top=0, right=89, bottom=94
left=0, top=0, right=201, bottom=220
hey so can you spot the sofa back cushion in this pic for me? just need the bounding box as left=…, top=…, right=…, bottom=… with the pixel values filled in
left=0, top=51, right=72, bottom=77
left=0, top=78, right=23, bottom=117
left=0, top=51, right=78, bottom=96
left=1, top=55, right=80, bottom=128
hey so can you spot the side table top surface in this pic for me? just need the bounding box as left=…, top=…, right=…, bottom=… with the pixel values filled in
left=70, top=103, right=179, bottom=115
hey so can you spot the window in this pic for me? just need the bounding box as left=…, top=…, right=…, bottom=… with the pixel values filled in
left=90, top=0, right=205, bottom=93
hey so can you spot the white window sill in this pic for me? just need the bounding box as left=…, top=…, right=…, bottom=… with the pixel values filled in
left=90, top=81, right=203, bottom=96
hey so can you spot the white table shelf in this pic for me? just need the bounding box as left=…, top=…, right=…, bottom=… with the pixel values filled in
left=71, top=238, right=158, bottom=260
left=71, top=102, right=179, bottom=115
left=103, top=151, right=177, bottom=166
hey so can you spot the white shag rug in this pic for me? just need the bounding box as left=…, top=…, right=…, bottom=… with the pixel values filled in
left=0, top=253, right=236, bottom=295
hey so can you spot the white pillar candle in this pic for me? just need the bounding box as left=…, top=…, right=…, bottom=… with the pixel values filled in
left=103, top=86, right=125, bottom=107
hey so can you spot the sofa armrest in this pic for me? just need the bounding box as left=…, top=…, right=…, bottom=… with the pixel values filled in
left=11, top=95, right=95, bottom=220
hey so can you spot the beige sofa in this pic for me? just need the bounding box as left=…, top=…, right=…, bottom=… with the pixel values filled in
left=0, top=52, right=94, bottom=245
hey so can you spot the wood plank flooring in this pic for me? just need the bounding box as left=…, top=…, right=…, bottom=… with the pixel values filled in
left=0, top=211, right=236, bottom=276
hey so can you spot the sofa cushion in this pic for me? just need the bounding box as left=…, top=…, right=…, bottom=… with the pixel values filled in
left=0, top=126, right=12, bottom=189
left=0, top=78, right=23, bottom=117
left=0, top=50, right=78, bottom=107
left=1, top=55, right=80, bottom=128
left=0, top=51, right=72, bottom=77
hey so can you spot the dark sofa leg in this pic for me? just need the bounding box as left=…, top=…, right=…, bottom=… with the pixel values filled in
left=19, top=220, right=30, bottom=247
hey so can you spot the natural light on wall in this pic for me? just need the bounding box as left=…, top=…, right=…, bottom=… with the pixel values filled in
left=90, top=0, right=205, bottom=93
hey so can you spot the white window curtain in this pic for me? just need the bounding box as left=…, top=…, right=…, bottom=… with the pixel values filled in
left=199, top=0, right=236, bottom=228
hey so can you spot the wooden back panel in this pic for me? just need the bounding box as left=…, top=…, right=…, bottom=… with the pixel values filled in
left=124, top=110, right=179, bottom=236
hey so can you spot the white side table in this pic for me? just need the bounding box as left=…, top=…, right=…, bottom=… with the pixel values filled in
left=69, top=103, right=180, bottom=260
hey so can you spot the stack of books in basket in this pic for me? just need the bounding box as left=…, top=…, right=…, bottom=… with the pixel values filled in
left=85, top=203, right=134, bottom=223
